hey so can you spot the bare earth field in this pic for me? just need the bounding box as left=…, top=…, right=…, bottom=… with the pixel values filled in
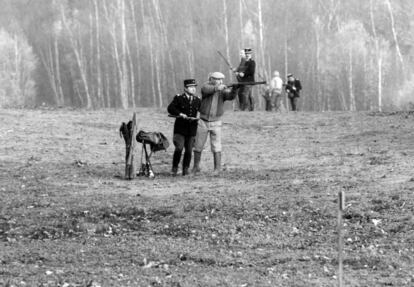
left=0, top=108, right=413, bottom=287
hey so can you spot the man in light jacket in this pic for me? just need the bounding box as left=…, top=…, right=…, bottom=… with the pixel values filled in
left=192, top=72, right=238, bottom=174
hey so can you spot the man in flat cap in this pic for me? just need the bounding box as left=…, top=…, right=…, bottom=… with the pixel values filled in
left=285, top=73, right=302, bottom=111
left=233, top=48, right=256, bottom=111
left=167, top=79, right=201, bottom=176
left=192, top=72, right=238, bottom=174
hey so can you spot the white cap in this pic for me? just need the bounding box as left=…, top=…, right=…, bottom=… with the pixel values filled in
left=210, top=72, right=225, bottom=79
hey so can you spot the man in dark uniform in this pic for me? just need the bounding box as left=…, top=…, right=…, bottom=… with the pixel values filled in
left=285, top=73, right=302, bottom=111
left=167, top=79, right=201, bottom=176
left=233, top=48, right=256, bottom=111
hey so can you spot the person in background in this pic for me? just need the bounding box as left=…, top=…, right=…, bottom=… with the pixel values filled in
left=192, top=72, right=238, bottom=174
left=233, top=48, right=256, bottom=111
left=269, top=70, right=284, bottom=112
left=233, top=49, right=246, bottom=111
left=167, top=79, right=201, bottom=176
left=285, top=73, right=302, bottom=111
left=261, top=86, right=273, bottom=111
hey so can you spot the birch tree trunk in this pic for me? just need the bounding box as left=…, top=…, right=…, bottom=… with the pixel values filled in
left=60, top=4, right=92, bottom=108
left=385, top=0, right=404, bottom=77
left=103, top=0, right=127, bottom=108
left=139, top=0, right=156, bottom=106
left=39, top=45, right=60, bottom=106
left=92, top=0, right=103, bottom=107
left=126, top=39, right=136, bottom=108
left=89, top=9, right=96, bottom=105
left=239, top=0, right=244, bottom=47
left=257, top=0, right=266, bottom=109
left=120, top=0, right=129, bottom=109
left=369, top=0, right=383, bottom=111
left=52, top=0, right=64, bottom=106
left=313, top=15, right=323, bottom=111
left=284, top=12, right=289, bottom=111
left=152, top=0, right=176, bottom=95
left=348, top=48, right=356, bottom=111
left=222, top=0, right=232, bottom=80
left=129, top=0, right=142, bottom=106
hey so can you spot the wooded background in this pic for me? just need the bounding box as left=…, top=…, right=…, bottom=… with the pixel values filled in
left=0, top=0, right=413, bottom=111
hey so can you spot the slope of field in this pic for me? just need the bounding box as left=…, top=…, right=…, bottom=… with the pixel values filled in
left=1, top=108, right=413, bottom=287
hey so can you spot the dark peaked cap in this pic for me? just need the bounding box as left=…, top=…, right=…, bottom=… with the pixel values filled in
left=184, top=79, right=197, bottom=87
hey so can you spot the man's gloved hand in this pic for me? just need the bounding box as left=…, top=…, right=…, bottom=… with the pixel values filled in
left=179, top=113, right=187, bottom=119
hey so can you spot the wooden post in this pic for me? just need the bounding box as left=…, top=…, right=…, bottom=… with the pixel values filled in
left=338, top=190, right=345, bottom=287
left=125, top=112, right=138, bottom=179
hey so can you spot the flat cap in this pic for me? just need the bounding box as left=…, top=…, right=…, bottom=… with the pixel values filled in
left=210, top=72, right=225, bottom=79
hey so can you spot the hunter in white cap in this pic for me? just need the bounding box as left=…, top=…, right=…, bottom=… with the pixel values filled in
left=192, top=71, right=239, bottom=174
left=209, top=71, right=225, bottom=79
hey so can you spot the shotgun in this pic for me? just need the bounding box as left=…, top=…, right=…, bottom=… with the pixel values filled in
left=168, top=114, right=199, bottom=121
left=227, top=81, right=267, bottom=88
left=217, top=50, right=234, bottom=70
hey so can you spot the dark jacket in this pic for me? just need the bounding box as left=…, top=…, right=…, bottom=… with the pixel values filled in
left=285, top=79, right=302, bottom=97
left=199, top=82, right=237, bottom=122
left=167, top=93, right=201, bottom=137
left=240, top=59, right=255, bottom=82
left=235, top=58, right=246, bottom=82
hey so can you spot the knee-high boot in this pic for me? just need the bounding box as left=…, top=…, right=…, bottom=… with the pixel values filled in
left=213, top=152, right=221, bottom=172
left=171, top=150, right=182, bottom=175
left=192, top=151, right=202, bottom=174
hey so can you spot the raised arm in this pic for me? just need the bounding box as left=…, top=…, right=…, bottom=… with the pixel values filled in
left=223, top=87, right=237, bottom=101
left=201, top=82, right=221, bottom=99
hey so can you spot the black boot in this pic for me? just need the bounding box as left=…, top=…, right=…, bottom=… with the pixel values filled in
left=213, top=152, right=221, bottom=172
left=192, top=151, right=202, bottom=174
left=170, top=167, right=178, bottom=176
left=171, top=150, right=182, bottom=176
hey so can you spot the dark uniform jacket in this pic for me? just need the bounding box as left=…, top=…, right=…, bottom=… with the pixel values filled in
left=240, top=59, right=256, bottom=82
left=235, top=58, right=246, bottom=82
left=285, top=79, right=302, bottom=98
left=167, top=93, right=201, bottom=137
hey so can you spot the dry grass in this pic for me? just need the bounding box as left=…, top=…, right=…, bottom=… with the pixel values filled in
left=0, top=108, right=413, bottom=286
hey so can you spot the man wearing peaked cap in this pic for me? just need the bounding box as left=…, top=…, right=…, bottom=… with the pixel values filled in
left=233, top=48, right=255, bottom=111
left=192, top=71, right=239, bottom=174
left=285, top=73, right=302, bottom=111
left=184, top=79, right=197, bottom=87
left=167, top=79, right=201, bottom=176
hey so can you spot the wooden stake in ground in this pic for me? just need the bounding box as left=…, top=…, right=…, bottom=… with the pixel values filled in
left=338, top=190, right=345, bottom=287
left=120, top=112, right=139, bottom=179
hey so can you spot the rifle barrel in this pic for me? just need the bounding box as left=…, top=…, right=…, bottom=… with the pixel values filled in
left=227, top=81, right=267, bottom=87
left=217, top=50, right=233, bottom=69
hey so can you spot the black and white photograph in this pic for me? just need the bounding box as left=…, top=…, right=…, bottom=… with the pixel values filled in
left=0, top=0, right=413, bottom=286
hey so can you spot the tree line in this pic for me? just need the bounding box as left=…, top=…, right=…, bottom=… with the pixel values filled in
left=0, top=0, right=413, bottom=111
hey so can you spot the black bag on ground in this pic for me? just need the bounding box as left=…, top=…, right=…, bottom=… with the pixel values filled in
left=136, top=130, right=169, bottom=152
